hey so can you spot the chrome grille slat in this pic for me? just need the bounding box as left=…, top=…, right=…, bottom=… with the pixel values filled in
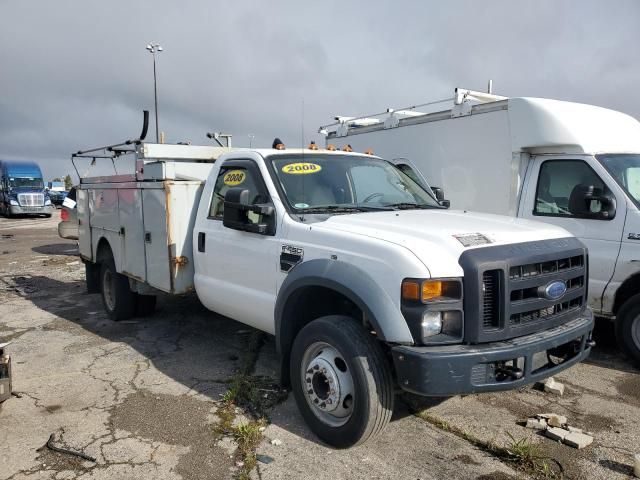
left=17, top=193, right=44, bottom=207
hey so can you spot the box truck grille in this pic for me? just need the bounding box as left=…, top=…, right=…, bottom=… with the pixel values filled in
left=18, top=193, right=44, bottom=207
left=459, top=238, right=588, bottom=344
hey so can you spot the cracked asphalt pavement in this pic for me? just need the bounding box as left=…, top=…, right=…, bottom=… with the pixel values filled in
left=1, top=215, right=639, bottom=480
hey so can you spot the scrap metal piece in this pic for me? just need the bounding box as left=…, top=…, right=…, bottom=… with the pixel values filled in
left=45, top=434, right=96, bottom=462
left=0, top=342, right=12, bottom=403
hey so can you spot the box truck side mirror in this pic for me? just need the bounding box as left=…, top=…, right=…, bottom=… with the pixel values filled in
left=568, top=184, right=616, bottom=220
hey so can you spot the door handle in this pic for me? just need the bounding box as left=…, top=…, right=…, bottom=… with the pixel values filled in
left=198, top=232, right=205, bottom=252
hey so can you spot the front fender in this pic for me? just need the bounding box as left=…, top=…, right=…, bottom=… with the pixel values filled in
left=275, top=258, right=414, bottom=355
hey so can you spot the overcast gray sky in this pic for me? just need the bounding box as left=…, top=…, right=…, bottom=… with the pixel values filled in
left=1, top=0, right=639, bottom=181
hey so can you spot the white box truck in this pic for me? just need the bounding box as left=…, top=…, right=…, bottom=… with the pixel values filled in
left=73, top=114, right=594, bottom=446
left=321, top=88, right=640, bottom=364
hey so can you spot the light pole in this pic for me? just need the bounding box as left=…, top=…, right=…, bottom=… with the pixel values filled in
left=248, top=134, right=255, bottom=148
left=145, top=43, right=163, bottom=143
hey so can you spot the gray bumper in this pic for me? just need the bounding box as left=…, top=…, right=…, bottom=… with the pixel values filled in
left=392, top=311, right=594, bottom=396
left=9, top=205, right=55, bottom=215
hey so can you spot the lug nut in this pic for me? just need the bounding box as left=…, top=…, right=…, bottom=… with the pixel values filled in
left=314, top=398, right=319, bottom=404
left=320, top=402, right=326, bottom=409
left=327, top=399, right=333, bottom=405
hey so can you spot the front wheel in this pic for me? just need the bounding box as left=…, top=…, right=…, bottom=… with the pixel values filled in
left=290, top=315, right=394, bottom=448
left=616, top=293, right=640, bottom=365
left=100, top=257, right=136, bottom=321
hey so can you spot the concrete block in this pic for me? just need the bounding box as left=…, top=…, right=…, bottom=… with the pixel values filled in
left=567, top=426, right=583, bottom=434
left=543, top=377, right=565, bottom=396
left=526, top=418, right=547, bottom=430
left=563, top=432, right=593, bottom=449
left=545, top=427, right=569, bottom=442
left=547, top=414, right=567, bottom=427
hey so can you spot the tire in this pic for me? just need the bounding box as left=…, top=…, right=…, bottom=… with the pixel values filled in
left=615, top=293, right=640, bottom=365
left=290, top=315, right=394, bottom=448
left=99, top=256, right=136, bottom=321
left=136, top=295, right=157, bottom=316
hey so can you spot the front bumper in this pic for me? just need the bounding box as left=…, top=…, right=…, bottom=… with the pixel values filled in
left=392, top=312, right=594, bottom=396
left=9, top=204, right=55, bottom=215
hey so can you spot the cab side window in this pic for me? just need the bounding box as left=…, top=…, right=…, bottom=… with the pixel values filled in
left=208, top=164, right=269, bottom=224
left=534, top=160, right=607, bottom=217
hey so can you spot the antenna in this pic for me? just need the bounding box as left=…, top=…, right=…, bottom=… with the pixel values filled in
left=487, top=79, right=493, bottom=94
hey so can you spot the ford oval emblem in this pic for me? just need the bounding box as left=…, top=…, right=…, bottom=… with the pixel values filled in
left=544, top=281, right=567, bottom=300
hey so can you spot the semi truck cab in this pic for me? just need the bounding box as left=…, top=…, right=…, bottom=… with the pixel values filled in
left=0, top=160, right=54, bottom=217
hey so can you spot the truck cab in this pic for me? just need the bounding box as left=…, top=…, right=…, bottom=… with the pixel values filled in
left=0, top=160, right=54, bottom=217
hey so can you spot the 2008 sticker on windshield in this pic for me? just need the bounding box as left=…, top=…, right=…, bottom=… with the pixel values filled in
left=282, top=163, right=322, bottom=175
left=223, top=170, right=246, bottom=186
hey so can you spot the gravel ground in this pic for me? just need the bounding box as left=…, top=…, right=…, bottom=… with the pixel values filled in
left=0, top=215, right=638, bottom=480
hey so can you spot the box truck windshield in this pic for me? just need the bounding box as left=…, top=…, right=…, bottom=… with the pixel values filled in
left=598, top=154, right=640, bottom=206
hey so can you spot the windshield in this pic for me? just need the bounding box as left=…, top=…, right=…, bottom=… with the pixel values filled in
left=269, top=154, right=440, bottom=213
left=8, top=176, right=44, bottom=189
left=597, top=154, right=640, bottom=206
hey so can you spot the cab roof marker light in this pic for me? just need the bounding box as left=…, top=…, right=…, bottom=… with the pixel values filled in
left=342, top=145, right=353, bottom=152
left=308, top=141, right=319, bottom=150
left=327, top=144, right=337, bottom=151
left=364, top=148, right=374, bottom=155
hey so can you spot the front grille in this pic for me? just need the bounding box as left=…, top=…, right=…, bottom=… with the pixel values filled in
left=18, top=193, right=44, bottom=207
left=460, top=237, right=588, bottom=344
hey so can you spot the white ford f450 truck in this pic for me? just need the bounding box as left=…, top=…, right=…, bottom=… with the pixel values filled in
left=322, top=87, right=640, bottom=364
left=73, top=118, right=594, bottom=447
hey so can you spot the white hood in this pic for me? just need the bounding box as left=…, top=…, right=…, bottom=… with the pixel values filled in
left=317, top=209, right=573, bottom=277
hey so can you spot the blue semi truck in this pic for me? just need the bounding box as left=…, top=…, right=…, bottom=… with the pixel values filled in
left=0, top=160, right=55, bottom=217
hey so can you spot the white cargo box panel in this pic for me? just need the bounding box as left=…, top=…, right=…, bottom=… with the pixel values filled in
left=142, top=161, right=214, bottom=181
left=79, top=180, right=204, bottom=295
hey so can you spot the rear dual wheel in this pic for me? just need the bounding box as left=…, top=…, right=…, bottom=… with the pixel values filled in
left=99, top=257, right=156, bottom=321
left=290, top=315, right=394, bottom=448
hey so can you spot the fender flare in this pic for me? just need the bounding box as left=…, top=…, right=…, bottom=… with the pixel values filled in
left=274, top=258, right=413, bottom=356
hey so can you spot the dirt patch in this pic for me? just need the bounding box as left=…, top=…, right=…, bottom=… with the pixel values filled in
left=109, top=390, right=233, bottom=480
left=476, top=392, right=543, bottom=421
left=475, top=472, right=519, bottom=480
left=455, top=454, right=481, bottom=465
left=614, top=374, right=640, bottom=407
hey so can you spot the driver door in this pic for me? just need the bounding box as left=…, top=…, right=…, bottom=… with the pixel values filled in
left=520, top=156, right=626, bottom=313
left=195, top=159, right=280, bottom=334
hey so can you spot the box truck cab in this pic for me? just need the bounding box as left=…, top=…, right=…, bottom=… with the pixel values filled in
left=323, top=88, right=640, bottom=363
left=0, top=160, right=54, bottom=217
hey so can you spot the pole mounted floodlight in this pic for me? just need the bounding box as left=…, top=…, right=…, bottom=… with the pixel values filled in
left=146, top=42, right=163, bottom=142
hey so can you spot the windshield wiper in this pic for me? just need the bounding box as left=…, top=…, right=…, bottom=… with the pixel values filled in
left=299, top=204, right=392, bottom=214
left=383, top=202, right=435, bottom=210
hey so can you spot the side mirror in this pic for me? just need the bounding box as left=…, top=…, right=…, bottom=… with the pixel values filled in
left=431, top=186, right=450, bottom=208
left=223, top=188, right=275, bottom=235
left=568, top=184, right=616, bottom=220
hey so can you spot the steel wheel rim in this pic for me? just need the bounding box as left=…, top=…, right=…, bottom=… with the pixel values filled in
left=103, top=268, right=116, bottom=312
left=300, top=341, right=354, bottom=427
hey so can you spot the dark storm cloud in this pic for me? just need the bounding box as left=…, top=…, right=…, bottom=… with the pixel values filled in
left=1, top=0, right=639, bottom=180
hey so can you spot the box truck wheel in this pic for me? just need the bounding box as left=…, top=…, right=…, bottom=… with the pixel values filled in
left=99, top=256, right=136, bottom=321
left=616, top=293, right=640, bottom=364
left=289, top=315, right=394, bottom=448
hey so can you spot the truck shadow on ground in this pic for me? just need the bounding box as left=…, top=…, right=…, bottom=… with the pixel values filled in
left=9, top=274, right=430, bottom=447
left=31, top=243, right=79, bottom=257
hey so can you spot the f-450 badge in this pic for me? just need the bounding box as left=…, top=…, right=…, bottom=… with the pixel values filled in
left=280, top=244, right=304, bottom=272
left=629, top=233, right=640, bottom=240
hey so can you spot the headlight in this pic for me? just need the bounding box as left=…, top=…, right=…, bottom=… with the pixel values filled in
left=402, top=277, right=464, bottom=344
left=402, top=279, right=462, bottom=303
left=45, top=199, right=52, bottom=205
left=421, top=311, right=442, bottom=337
left=9, top=199, right=19, bottom=206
